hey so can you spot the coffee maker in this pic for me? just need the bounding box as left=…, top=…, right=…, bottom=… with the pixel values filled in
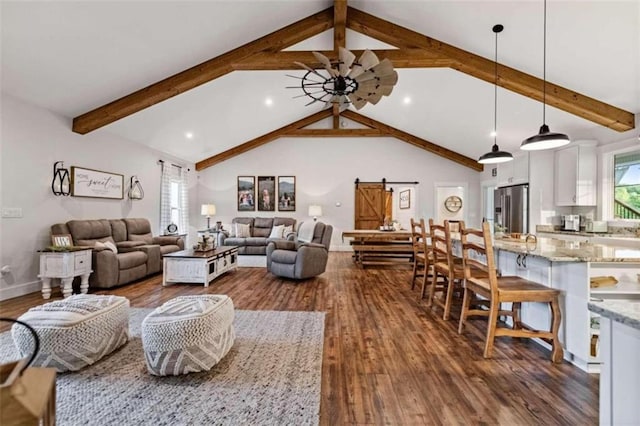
left=561, top=214, right=581, bottom=232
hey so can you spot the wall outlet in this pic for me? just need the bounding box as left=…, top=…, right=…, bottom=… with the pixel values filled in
left=1, top=207, right=23, bottom=218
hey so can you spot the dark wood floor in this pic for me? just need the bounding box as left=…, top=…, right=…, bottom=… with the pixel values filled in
left=1, top=253, right=598, bottom=425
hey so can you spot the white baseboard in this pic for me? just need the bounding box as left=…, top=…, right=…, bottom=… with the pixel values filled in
left=0, top=280, right=41, bottom=301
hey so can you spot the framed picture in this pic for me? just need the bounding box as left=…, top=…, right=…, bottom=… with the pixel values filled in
left=51, top=234, right=72, bottom=247
left=399, top=189, right=411, bottom=209
left=237, top=176, right=255, bottom=211
left=257, top=176, right=276, bottom=212
left=70, top=166, right=124, bottom=199
left=277, top=176, right=296, bottom=211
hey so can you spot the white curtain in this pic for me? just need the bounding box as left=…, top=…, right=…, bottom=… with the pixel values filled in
left=178, top=167, right=189, bottom=233
left=159, top=163, right=189, bottom=234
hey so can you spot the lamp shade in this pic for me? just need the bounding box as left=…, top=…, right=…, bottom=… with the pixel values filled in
left=478, top=143, right=514, bottom=164
left=308, top=205, right=322, bottom=218
left=520, top=124, right=570, bottom=151
left=201, top=204, right=216, bottom=216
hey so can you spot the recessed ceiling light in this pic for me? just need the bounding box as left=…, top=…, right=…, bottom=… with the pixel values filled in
left=265, top=98, right=273, bottom=106
left=490, top=130, right=497, bottom=137
left=185, top=132, right=194, bottom=139
left=403, top=96, right=412, bottom=105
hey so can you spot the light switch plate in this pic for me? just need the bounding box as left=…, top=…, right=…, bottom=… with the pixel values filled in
left=1, top=207, right=23, bottom=218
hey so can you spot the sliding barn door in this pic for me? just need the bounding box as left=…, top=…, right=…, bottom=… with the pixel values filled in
left=354, top=183, right=386, bottom=229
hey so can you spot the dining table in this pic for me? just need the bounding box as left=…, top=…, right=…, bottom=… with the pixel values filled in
left=341, top=229, right=415, bottom=267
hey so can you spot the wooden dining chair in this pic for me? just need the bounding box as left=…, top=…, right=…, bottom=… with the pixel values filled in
left=428, top=219, right=465, bottom=320
left=458, top=221, right=564, bottom=363
left=410, top=218, right=432, bottom=298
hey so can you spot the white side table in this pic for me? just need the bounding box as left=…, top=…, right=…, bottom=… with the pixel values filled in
left=38, top=248, right=93, bottom=299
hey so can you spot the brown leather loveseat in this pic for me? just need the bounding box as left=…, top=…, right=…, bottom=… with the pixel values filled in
left=51, top=218, right=184, bottom=289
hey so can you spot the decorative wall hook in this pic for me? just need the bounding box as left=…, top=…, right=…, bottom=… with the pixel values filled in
left=51, top=161, right=70, bottom=196
left=128, top=176, right=144, bottom=200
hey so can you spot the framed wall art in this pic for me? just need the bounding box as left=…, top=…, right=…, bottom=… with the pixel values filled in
left=51, top=234, right=72, bottom=247
left=257, top=176, right=275, bottom=212
left=277, top=176, right=296, bottom=211
left=399, top=189, right=411, bottom=209
left=70, top=166, right=124, bottom=199
left=237, top=176, right=255, bottom=211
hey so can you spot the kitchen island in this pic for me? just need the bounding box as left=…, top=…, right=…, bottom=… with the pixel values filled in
left=490, top=236, right=640, bottom=372
left=588, top=299, right=640, bottom=425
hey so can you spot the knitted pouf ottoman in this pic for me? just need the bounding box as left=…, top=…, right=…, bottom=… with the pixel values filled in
left=12, top=294, right=130, bottom=372
left=142, top=295, right=235, bottom=376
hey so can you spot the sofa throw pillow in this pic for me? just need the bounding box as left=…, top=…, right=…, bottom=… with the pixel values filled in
left=283, top=225, right=294, bottom=239
left=103, top=241, right=118, bottom=254
left=235, top=223, right=251, bottom=238
left=224, top=224, right=234, bottom=237
left=269, top=224, right=285, bottom=239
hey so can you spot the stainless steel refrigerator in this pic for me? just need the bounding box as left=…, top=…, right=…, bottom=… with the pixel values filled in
left=494, top=184, right=529, bottom=234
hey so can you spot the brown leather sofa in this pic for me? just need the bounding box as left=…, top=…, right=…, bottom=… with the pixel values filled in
left=51, top=218, right=184, bottom=289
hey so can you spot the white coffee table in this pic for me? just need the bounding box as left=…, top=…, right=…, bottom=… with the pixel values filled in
left=162, top=246, right=238, bottom=287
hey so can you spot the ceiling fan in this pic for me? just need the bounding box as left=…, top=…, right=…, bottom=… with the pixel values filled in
left=287, top=47, right=399, bottom=110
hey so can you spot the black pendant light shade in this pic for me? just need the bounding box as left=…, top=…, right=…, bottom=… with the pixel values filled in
left=478, top=24, right=513, bottom=165
left=521, top=0, right=570, bottom=151
left=479, top=143, right=514, bottom=164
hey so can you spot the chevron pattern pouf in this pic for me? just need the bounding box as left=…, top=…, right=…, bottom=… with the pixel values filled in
left=141, top=295, right=235, bottom=376
left=12, top=294, right=130, bottom=372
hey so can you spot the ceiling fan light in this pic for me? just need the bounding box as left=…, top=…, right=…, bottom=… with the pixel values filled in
left=520, top=124, right=570, bottom=151
left=478, top=144, right=514, bottom=164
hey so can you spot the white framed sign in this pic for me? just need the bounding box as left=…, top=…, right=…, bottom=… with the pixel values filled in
left=70, top=166, right=124, bottom=199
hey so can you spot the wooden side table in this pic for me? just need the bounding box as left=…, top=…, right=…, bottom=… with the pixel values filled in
left=38, top=248, right=93, bottom=299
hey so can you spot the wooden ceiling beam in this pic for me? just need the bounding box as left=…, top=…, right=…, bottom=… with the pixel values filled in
left=347, top=7, right=635, bottom=132
left=233, top=49, right=452, bottom=70
left=334, top=0, right=347, bottom=51
left=73, top=8, right=334, bottom=134
left=195, top=109, right=332, bottom=170
left=285, top=128, right=385, bottom=137
left=341, top=110, right=484, bottom=172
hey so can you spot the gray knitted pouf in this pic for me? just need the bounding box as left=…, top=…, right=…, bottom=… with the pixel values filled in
left=141, top=295, right=235, bottom=376
left=12, top=294, right=130, bottom=372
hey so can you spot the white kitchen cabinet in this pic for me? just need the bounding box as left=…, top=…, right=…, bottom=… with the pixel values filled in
left=497, top=153, right=529, bottom=187
left=554, top=142, right=597, bottom=206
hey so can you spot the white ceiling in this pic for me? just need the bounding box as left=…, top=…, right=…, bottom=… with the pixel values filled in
left=2, top=0, right=639, bottom=165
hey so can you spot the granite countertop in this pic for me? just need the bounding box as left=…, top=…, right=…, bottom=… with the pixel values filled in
left=493, top=237, right=640, bottom=262
left=588, top=300, right=640, bottom=331
left=536, top=225, right=640, bottom=239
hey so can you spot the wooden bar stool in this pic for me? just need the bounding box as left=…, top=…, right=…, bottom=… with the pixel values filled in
left=458, top=222, right=564, bottom=363
left=410, top=218, right=432, bottom=298
left=428, top=219, right=464, bottom=320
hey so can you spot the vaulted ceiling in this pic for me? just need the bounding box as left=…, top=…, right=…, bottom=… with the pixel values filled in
left=2, top=1, right=639, bottom=169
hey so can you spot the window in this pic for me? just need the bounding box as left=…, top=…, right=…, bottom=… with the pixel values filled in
left=613, top=151, right=640, bottom=219
left=160, top=163, right=189, bottom=233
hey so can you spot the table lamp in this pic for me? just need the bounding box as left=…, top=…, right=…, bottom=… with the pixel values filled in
left=308, top=205, right=322, bottom=222
left=201, top=204, right=216, bottom=229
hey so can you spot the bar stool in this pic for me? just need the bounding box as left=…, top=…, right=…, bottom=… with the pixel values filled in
left=458, top=222, right=563, bottom=362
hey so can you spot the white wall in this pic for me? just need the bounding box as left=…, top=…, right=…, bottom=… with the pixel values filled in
left=0, top=94, right=194, bottom=300
left=197, top=135, right=484, bottom=251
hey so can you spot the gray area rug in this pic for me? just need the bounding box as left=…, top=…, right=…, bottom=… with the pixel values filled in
left=1, top=308, right=325, bottom=426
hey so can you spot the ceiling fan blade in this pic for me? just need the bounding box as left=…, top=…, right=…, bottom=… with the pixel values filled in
left=367, top=92, right=384, bottom=105
left=379, top=85, right=395, bottom=96
left=313, top=51, right=338, bottom=77
left=377, top=71, right=399, bottom=86
left=338, top=47, right=356, bottom=76
left=294, top=61, right=326, bottom=79
left=371, top=58, right=394, bottom=76
left=358, top=49, right=380, bottom=70
left=347, top=95, right=368, bottom=110
left=355, top=79, right=379, bottom=92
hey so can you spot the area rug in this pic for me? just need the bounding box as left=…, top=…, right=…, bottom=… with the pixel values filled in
left=0, top=308, right=325, bottom=426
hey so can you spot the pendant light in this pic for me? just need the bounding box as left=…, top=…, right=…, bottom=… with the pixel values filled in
left=520, top=0, right=570, bottom=151
left=478, top=24, right=513, bottom=165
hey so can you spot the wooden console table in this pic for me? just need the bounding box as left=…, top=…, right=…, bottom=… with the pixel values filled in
left=342, top=230, right=414, bottom=267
